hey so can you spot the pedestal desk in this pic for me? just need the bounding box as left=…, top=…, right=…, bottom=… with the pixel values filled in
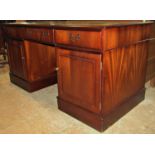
left=2, top=21, right=153, bottom=131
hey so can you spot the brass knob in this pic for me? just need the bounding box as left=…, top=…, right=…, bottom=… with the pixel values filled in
left=55, top=67, right=59, bottom=71
left=69, top=33, right=80, bottom=42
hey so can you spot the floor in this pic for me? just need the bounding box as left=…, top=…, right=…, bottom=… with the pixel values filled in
left=0, top=65, right=155, bottom=134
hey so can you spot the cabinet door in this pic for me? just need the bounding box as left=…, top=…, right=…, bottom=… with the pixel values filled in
left=57, top=48, right=102, bottom=113
left=24, top=41, right=56, bottom=82
left=7, top=40, right=27, bottom=79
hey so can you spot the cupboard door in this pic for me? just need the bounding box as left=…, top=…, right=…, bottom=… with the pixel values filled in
left=57, top=48, right=102, bottom=113
left=7, top=40, right=27, bottom=80
left=24, top=41, right=56, bottom=82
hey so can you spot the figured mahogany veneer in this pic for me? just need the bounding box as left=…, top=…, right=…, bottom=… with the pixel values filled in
left=25, top=28, right=53, bottom=43
left=7, top=40, right=27, bottom=79
left=55, top=24, right=152, bottom=131
left=54, top=30, right=101, bottom=50
left=2, top=21, right=153, bottom=131
left=102, top=25, right=150, bottom=50
left=4, top=27, right=25, bottom=39
left=102, top=42, right=149, bottom=116
left=5, top=28, right=57, bottom=92
left=56, top=48, right=102, bottom=113
left=24, top=41, right=56, bottom=81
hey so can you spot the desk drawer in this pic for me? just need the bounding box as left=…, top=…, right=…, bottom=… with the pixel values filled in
left=26, top=28, right=53, bottom=43
left=54, top=30, right=101, bottom=50
left=4, top=27, right=25, bottom=39
left=5, top=27, right=16, bottom=38
left=5, top=27, right=25, bottom=39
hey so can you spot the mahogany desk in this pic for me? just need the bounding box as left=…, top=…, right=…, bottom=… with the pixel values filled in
left=2, top=21, right=153, bottom=131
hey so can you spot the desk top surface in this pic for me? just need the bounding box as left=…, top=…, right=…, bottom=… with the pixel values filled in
left=1, top=20, right=153, bottom=29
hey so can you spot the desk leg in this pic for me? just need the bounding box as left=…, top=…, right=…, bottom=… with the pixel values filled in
left=150, top=77, right=155, bottom=87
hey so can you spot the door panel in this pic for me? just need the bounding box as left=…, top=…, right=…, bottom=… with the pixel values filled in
left=7, top=40, right=27, bottom=79
left=102, top=42, right=148, bottom=115
left=24, top=41, right=56, bottom=82
left=57, top=48, right=102, bottom=113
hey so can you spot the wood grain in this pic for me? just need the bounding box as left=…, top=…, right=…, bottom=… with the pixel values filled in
left=103, top=24, right=150, bottom=50
left=24, top=41, right=56, bottom=82
left=7, top=40, right=27, bottom=80
left=102, top=41, right=148, bottom=115
left=56, top=47, right=102, bottom=113
left=54, top=29, right=101, bottom=50
left=25, top=28, right=53, bottom=43
left=2, top=21, right=153, bottom=130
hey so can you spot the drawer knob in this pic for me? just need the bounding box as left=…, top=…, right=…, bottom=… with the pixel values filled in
left=69, top=33, right=80, bottom=42
left=55, top=67, right=59, bottom=71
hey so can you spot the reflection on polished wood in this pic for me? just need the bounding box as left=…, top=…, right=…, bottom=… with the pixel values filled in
left=55, top=23, right=152, bottom=131
left=4, top=26, right=57, bottom=92
left=1, top=21, right=154, bottom=131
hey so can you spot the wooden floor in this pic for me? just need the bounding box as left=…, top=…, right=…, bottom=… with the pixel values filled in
left=0, top=65, right=155, bottom=134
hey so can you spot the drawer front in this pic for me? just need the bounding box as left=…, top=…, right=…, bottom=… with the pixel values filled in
left=55, top=30, right=101, bottom=50
left=16, top=27, right=26, bottom=38
left=4, top=27, right=26, bottom=39
left=5, top=27, right=17, bottom=38
left=26, top=28, right=53, bottom=43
